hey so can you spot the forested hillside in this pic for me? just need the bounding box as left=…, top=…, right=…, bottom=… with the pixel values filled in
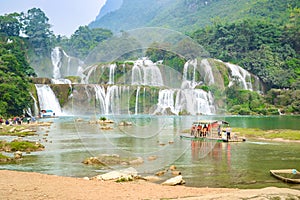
left=90, top=0, right=298, bottom=33
left=0, top=0, right=299, bottom=116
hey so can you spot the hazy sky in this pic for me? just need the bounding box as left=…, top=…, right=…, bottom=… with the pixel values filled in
left=0, top=0, right=106, bottom=37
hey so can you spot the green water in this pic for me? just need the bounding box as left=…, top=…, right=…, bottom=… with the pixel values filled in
left=0, top=115, right=299, bottom=190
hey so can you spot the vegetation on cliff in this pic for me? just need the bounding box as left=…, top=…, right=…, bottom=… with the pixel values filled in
left=0, top=1, right=299, bottom=116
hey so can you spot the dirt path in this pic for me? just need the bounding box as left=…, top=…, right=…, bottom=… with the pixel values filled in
left=1, top=170, right=300, bottom=200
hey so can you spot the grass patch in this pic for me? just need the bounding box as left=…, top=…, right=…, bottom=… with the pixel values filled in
left=0, top=140, right=44, bottom=152
left=0, top=153, right=14, bottom=163
left=0, top=125, right=37, bottom=136
left=232, top=128, right=300, bottom=141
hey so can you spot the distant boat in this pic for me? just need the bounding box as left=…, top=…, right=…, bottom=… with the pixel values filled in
left=270, top=169, right=300, bottom=184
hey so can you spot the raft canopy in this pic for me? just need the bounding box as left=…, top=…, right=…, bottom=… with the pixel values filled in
left=192, top=120, right=229, bottom=125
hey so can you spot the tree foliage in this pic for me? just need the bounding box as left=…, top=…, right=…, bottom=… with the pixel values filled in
left=22, top=8, right=54, bottom=57
left=0, top=13, right=21, bottom=37
left=0, top=36, right=34, bottom=117
left=192, top=17, right=299, bottom=89
left=58, top=26, right=112, bottom=60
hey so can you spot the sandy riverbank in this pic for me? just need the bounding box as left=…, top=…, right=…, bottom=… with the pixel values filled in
left=0, top=170, right=300, bottom=200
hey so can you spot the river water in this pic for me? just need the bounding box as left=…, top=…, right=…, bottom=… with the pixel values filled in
left=1, top=115, right=300, bottom=190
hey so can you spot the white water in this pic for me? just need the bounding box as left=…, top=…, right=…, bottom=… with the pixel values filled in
left=143, top=61, right=163, bottom=86
left=155, top=88, right=214, bottom=115
left=132, top=62, right=143, bottom=85
left=94, top=85, right=130, bottom=115
left=226, top=62, right=253, bottom=90
left=108, top=64, right=117, bottom=84
left=51, top=47, right=83, bottom=80
left=29, top=92, right=39, bottom=117
left=200, top=59, right=215, bottom=85
left=51, top=47, right=62, bottom=79
left=156, top=89, right=177, bottom=114
left=135, top=86, right=140, bottom=115
left=35, top=84, right=62, bottom=116
left=182, top=59, right=199, bottom=89
left=39, top=56, right=262, bottom=116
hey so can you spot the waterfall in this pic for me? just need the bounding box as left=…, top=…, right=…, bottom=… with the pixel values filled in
left=36, top=57, right=262, bottom=116
left=29, top=92, right=39, bottom=117
left=156, top=89, right=177, bottom=115
left=182, top=59, right=199, bottom=89
left=143, top=62, right=163, bottom=86
left=94, top=85, right=124, bottom=115
left=155, top=88, right=214, bottom=115
left=132, top=63, right=143, bottom=85
left=193, top=89, right=214, bottom=115
left=226, top=62, right=253, bottom=90
left=52, top=47, right=62, bottom=79
left=108, top=64, right=117, bottom=84
left=94, top=85, right=106, bottom=114
left=35, top=84, right=62, bottom=116
left=200, top=59, right=215, bottom=85
left=135, top=86, right=140, bottom=115
left=131, top=58, right=164, bottom=86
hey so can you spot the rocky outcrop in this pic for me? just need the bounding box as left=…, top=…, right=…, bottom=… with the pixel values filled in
left=161, top=175, right=185, bottom=186
left=82, top=154, right=144, bottom=166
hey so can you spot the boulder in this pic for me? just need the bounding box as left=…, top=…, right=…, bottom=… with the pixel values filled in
left=129, top=157, right=144, bottom=165
left=161, top=175, right=185, bottom=186
left=14, top=151, right=23, bottom=159
left=172, top=171, right=181, bottom=176
left=94, top=167, right=138, bottom=181
left=148, top=155, right=158, bottom=161
left=169, top=165, right=176, bottom=171
left=155, top=170, right=167, bottom=176
left=82, top=157, right=104, bottom=165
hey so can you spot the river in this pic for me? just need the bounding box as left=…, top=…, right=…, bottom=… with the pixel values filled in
left=0, top=115, right=299, bottom=190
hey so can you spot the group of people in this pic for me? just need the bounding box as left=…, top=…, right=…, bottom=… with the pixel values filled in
left=190, top=123, right=211, bottom=137
left=190, top=122, right=232, bottom=140
left=0, top=115, right=36, bottom=126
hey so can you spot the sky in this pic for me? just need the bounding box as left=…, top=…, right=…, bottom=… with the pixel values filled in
left=0, top=0, right=107, bottom=37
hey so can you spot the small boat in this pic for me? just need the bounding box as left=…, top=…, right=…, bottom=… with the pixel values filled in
left=40, top=109, right=56, bottom=118
left=270, top=169, right=300, bottom=184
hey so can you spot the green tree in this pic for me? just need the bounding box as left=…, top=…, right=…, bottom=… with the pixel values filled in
left=0, top=37, right=33, bottom=117
left=59, top=26, right=112, bottom=59
left=22, top=8, right=54, bottom=56
left=0, top=13, right=21, bottom=36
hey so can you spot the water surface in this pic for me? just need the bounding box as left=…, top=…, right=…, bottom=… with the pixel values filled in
left=0, top=115, right=299, bottom=190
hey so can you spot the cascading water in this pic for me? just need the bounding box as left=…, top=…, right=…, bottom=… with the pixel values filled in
left=135, top=86, right=140, bottom=115
left=132, top=63, right=143, bottom=85
left=94, top=85, right=129, bottom=115
left=226, top=62, right=253, bottom=90
left=35, top=54, right=262, bottom=116
left=155, top=89, right=177, bottom=115
left=182, top=59, right=199, bottom=89
left=35, top=84, right=62, bottom=116
left=29, top=92, right=39, bottom=117
left=200, top=59, right=215, bottom=85
left=52, top=47, right=62, bottom=79
left=143, top=62, right=163, bottom=86
left=108, top=64, right=117, bottom=84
